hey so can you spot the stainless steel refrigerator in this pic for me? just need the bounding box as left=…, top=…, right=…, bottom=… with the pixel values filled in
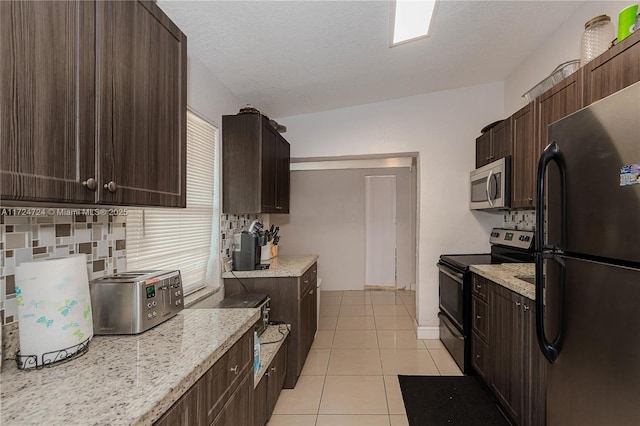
left=535, top=81, right=640, bottom=425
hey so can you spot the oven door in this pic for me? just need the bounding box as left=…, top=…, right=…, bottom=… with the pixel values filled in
left=438, top=263, right=465, bottom=331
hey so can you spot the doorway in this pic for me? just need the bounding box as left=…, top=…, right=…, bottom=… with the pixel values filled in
left=364, top=175, right=397, bottom=289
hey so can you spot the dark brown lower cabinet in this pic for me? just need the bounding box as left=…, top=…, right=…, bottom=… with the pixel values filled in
left=154, top=329, right=252, bottom=426
left=471, top=274, right=547, bottom=426
left=490, top=285, right=525, bottom=425
left=254, top=340, right=288, bottom=426
left=211, top=373, right=252, bottom=426
left=224, top=262, right=318, bottom=388
left=154, top=380, right=201, bottom=426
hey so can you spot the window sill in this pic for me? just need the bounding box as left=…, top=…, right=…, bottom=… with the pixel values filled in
left=184, top=286, right=221, bottom=308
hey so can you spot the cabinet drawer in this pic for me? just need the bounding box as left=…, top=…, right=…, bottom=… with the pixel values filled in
left=472, top=296, right=488, bottom=342
left=299, top=263, right=317, bottom=298
left=472, top=274, right=489, bottom=302
left=202, top=331, right=252, bottom=425
left=472, top=331, right=490, bottom=382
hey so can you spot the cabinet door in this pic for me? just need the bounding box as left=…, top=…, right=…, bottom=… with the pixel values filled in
left=0, top=1, right=96, bottom=203
left=267, top=343, right=288, bottom=419
left=254, top=374, right=268, bottom=426
left=511, top=102, right=537, bottom=209
left=583, top=31, right=640, bottom=106
left=274, top=133, right=290, bottom=213
left=298, top=287, right=312, bottom=372
left=490, top=118, right=512, bottom=162
left=537, top=70, right=582, bottom=153
left=211, top=372, right=252, bottom=426
left=475, top=132, right=492, bottom=168
left=490, top=287, right=524, bottom=424
left=523, top=301, right=547, bottom=426
left=96, top=1, right=187, bottom=207
left=261, top=124, right=278, bottom=212
left=154, top=381, right=201, bottom=426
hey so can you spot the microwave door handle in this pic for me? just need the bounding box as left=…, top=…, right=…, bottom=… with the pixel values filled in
left=486, top=170, right=494, bottom=206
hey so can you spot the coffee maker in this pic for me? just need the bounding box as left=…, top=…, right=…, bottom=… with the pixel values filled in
left=231, top=232, right=261, bottom=271
left=231, top=221, right=269, bottom=271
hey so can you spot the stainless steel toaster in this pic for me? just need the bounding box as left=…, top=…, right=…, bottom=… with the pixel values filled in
left=89, top=270, right=183, bottom=335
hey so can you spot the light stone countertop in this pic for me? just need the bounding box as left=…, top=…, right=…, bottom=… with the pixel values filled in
left=254, top=324, right=290, bottom=388
left=0, top=308, right=260, bottom=426
left=470, top=263, right=536, bottom=300
left=222, top=254, right=318, bottom=279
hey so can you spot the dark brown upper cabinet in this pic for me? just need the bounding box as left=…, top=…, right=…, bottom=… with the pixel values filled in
left=1, top=1, right=96, bottom=204
left=583, top=30, right=640, bottom=107
left=222, top=114, right=290, bottom=214
left=536, top=69, right=582, bottom=153
left=0, top=1, right=187, bottom=207
left=511, top=102, right=537, bottom=209
left=475, top=118, right=513, bottom=169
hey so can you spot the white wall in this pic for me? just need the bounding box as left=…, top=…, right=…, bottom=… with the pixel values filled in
left=505, top=1, right=629, bottom=115
left=187, top=55, right=243, bottom=126
left=277, top=82, right=505, bottom=337
left=271, top=167, right=416, bottom=292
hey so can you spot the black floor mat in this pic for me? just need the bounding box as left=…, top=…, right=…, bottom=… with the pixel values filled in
left=398, top=375, right=510, bottom=426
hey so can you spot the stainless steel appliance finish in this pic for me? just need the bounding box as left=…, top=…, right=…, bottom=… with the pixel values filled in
left=90, top=270, right=183, bottom=335
left=437, top=228, right=534, bottom=374
left=469, top=157, right=512, bottom=210
left=214, top=293, right=271, bottom=336
left=536, top=82, right=640, bottom=425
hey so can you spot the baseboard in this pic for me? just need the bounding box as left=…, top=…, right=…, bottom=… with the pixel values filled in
left=416, top=325, right=440, bottom=340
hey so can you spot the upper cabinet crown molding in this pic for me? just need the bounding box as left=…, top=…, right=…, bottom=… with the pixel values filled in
left=1, top=0, right=187, bottom=207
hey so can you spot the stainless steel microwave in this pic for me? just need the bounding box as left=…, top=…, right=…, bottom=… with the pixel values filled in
left=469, top=157, right=511, bottom=210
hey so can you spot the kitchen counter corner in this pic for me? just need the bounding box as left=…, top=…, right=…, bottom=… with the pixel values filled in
left=222, top=254, right=318, bottom=279
left=470, top=263, right=536, bottom=300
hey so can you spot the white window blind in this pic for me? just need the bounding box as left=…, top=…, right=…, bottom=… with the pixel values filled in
left=126, top=111, right=218, bottom=294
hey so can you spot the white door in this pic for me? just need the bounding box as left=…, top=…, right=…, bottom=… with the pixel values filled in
left=364, top=175, right=396, bottom=288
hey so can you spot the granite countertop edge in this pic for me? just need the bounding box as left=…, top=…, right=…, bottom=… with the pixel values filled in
left=253, top=324, right=290, bottom=388
left=469, top=264, right=536, bottom=300
left=135, top=309, right=261, bottom=426
left=1, top=308, right=261, bottom=426
left=222, top=254, right=319, bottom=279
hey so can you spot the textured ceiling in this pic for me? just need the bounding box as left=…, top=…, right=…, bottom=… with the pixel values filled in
left=158, top=1, right=585, bottom=118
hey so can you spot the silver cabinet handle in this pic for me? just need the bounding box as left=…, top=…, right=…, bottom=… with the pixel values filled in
left=515, top=301, right=521, bottom=307
left=475, top=283, right=482, bottom=289
left=476, top=315, right=482, bottom=319
left=476, top=354, right=482, bottom=359
left=82, top=177, right=97, bottom=191
left=104, top=181, right=117, bottom=192
left=276, top=206, right=282, bottom=210
left=270, top=366, right=276, bottom=372
left=310, top=289, right=314, bottom=295
left=304, top=279, right=309, bottom=284
left=230, top=365, right=239, bottom=375
left=524, top=305, right=530, bottom=311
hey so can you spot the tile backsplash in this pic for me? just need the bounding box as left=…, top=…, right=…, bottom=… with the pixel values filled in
left=0, top=212, right=127, bottom=326
left=220, top=214, right=262, bottom=260
left=503, top=209, right=536, bottom=231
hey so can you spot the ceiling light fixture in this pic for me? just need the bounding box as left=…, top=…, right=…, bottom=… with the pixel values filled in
left=390, top=0, right=437, bottom=46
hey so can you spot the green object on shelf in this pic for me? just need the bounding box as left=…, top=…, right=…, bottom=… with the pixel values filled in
left=618, top=4, right=638, bottom=42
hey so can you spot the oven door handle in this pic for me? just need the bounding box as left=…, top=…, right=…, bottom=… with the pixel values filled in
left=438, top=265, right=464, bottom=283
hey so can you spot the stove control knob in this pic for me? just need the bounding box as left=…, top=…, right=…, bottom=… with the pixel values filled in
left=147, top=302, right=152, bottom=309
left=147, top=313, right=153, bottom=319
left=152, top=311, right=157, bottom=317
left=152, top=301, right=157, bottom=307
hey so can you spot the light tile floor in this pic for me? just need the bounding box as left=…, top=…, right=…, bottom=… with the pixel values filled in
left=268, top=289, right=462, bottom=426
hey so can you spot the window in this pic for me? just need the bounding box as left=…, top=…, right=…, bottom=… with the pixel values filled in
left=126, top=111, right=219, bottom=294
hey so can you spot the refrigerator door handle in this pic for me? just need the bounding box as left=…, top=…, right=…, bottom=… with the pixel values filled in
left=535, top=141, right=567, bottom=363
left=535, top=252, right=565, bottom=363
left=536, top=140, right=567, bottom=252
